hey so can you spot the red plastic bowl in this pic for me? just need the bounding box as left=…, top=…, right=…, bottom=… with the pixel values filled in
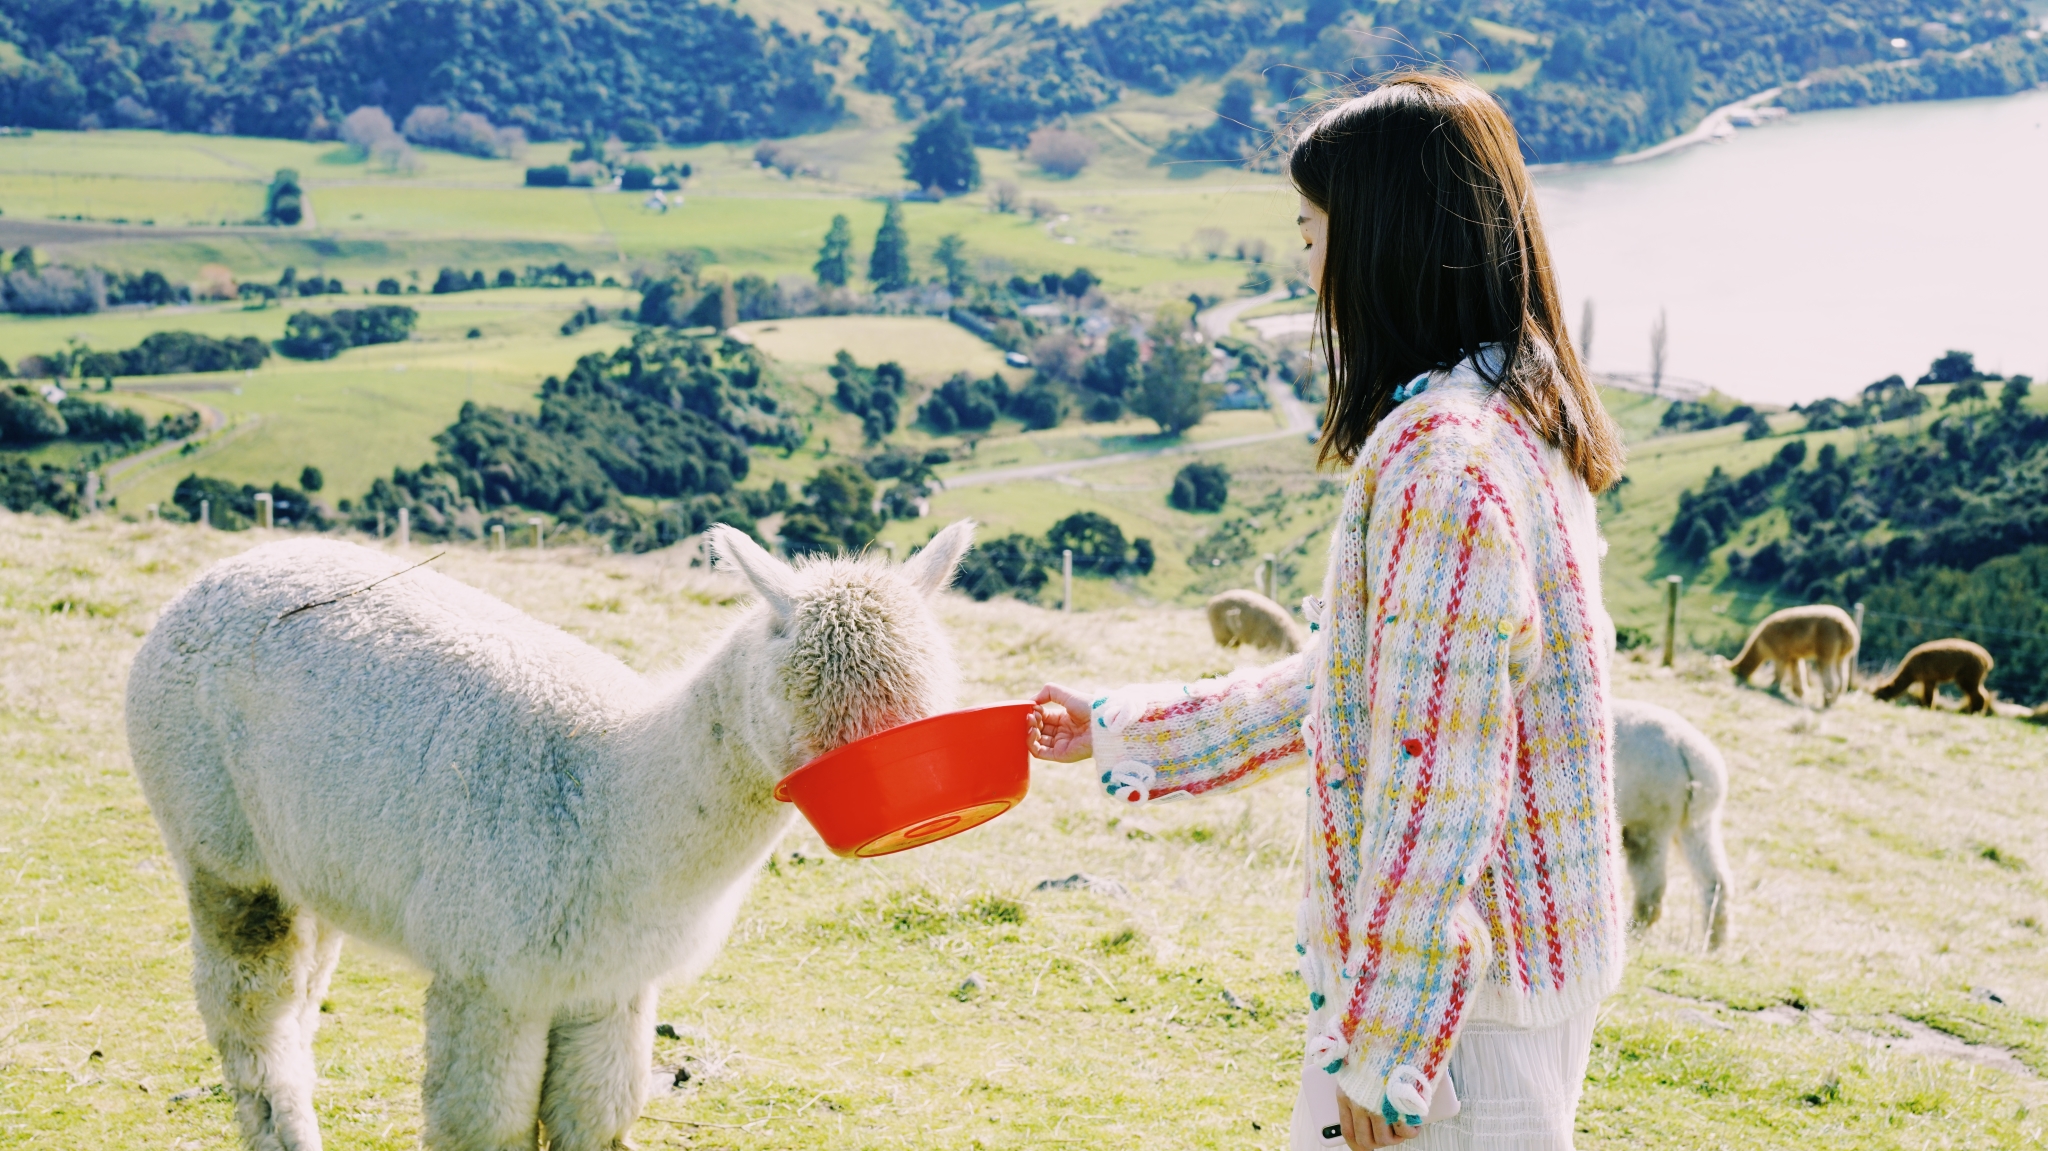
left=773, top=701, right=1036, bottom=858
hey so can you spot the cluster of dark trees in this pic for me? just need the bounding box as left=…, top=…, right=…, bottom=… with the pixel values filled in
left=0, top=385, right=198, bottom=449
left=918, top=372, right=1010, bottom=434
left=955, top=512, right=1156, bottom=602
left=0, top=249, right=185, bottom=315
left=170, top=474, right=331, bottom=531
left=73, top=332, right=270, bottom=378
left=0, top=456, right=91, bottom=516
left=830, top=352, right=909, bottom=443
left=0, top=0, right=839, bottom=144
left=3, top=0, right=2031, bottom=163
left=1665, top=354, right=2048, bottom=700
left=1792, top=375, right=1933, bottom=430
left=350, top=329, right=799, bottom=551
left=1659, top=399, right=1768, bottom=438
left=1169, top=461, right=1229, bottom=512
left=276, top=306, right=418, bottom=360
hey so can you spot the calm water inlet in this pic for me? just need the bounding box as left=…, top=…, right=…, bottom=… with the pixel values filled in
left=1536, top=87, right=2048, bottom=404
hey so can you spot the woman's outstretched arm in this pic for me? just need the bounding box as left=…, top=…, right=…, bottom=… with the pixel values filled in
left=1032, top=654, right=1312, bottom=803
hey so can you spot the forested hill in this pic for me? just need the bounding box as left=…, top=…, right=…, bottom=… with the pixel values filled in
left=1, top=0, right=2039, bottom=157
left=1662, top=357, right=2048, bottom=705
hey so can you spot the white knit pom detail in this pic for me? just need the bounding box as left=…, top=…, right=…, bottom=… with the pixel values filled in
left=1384, top=1065, right=1430, bottom=1123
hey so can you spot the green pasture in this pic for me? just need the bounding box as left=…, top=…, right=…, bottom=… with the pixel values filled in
left=6, top=516, right=2048, bottom=1150
left=0, top=128, right=1297, bottom=301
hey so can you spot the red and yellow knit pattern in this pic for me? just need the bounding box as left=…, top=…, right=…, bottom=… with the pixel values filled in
left=1090, top=365, right=1623, bottom=1120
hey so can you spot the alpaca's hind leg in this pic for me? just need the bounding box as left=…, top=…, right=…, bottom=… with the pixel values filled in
left=422, top=978, right=551, bottom=1151
left=538, top=985, right=658, bottom=1151
left=1817, top=660, right=1842, bottom=709
left=1960, top=669, right=1989, bottom=714
left=1678, top=813, right=1733, bottom=950
left=1620, top=824, right=1670, bottom=934
left=1920, top=679, right=1936, bottom=708
left=185, top=870, right=327, bottom=1151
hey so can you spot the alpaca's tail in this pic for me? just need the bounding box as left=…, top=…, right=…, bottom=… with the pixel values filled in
left=1730, top=628, right=1766, bottom=679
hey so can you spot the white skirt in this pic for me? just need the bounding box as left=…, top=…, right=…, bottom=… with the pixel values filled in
left=1290, top=1005, right=1599, bottom=1151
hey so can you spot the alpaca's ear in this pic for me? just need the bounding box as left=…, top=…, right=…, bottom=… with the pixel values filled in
left=902, top=519, right=975, bottom=598
left=707, top=525, right=795, bottom=620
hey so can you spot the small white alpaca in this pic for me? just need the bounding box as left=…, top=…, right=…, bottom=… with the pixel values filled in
left=1612, top=699, right=1732, bottom=950
left=125, top=522, right=974, bottom=1151
left=1205, top=589, right=1303, bottom=654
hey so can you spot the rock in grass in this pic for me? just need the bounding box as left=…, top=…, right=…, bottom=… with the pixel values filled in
left=655, top=1022, right=678, bottom=1039
left=1033, top=872, right=1130, bottom=897
left=953, top=973, right=987, bottom=1001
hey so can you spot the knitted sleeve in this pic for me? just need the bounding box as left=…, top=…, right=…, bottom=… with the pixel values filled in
left=1319, top=462, right=1536, bottom=1123
left=1086, top=654, right=1311, bottom=804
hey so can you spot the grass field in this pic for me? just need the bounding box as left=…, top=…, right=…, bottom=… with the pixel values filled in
left=4, top=512, right=2047, bottom=1149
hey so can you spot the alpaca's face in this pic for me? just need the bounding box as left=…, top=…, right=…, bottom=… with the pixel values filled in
left=710, top=520, right=971, bottom=766
left=776, top=559, right=960, bottom=759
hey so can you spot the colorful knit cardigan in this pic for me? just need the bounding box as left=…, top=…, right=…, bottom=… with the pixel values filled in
left=1090, top=359, right=1624, bottom=1124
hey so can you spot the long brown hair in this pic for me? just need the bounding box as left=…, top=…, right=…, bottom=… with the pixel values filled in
left=1290, top=72, right=1624, bottom=492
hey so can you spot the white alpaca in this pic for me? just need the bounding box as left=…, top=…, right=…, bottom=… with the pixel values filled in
left=1205, top=589, right=1304, bottom=654
left=1612, top=699, right=1732, bottom=950
left=124, top=522, right=974, bottom=1151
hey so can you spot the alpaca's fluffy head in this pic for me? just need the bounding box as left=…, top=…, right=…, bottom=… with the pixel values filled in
left=709, top=520, right=972, bottom=762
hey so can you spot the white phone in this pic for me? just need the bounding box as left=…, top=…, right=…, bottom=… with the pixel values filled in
left=1292, top=1064, right=1459, bottom=1150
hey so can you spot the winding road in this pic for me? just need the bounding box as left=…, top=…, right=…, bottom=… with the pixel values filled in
left=938, top=290, right=1317, bottom=491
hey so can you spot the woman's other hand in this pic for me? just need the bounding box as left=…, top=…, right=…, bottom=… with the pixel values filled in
left=1338, top=1094, right=1418, bottom=1148
left=1029, top=684, right=1094, bottom=762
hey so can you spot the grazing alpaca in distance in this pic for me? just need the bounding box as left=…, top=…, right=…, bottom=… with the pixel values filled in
left=125, top=522, right=975, bottom=1151
left=1873, top=638, right=1996, bottom=714
left=1205, top=589, right=1303, bottom=654
left=1730, top=604, right=1859, bottom=708
left=1613, top=699, right=1732, bottom=950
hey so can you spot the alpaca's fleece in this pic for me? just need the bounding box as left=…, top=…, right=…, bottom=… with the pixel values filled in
left=1873, top=637, right=1995, bottom=713
left=1730, top=603, right=1858, bottom=708
left=1204, top=589, right=1303, bottom=654
left=1612, top=699, right=1732, bottom=950
left=124, top=521, right=973, bottom=1151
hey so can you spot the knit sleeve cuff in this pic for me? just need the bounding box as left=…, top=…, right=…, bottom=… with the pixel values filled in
left=1333, top=1061, right=1436, bottom=1127
left=1088, top=684, right=1161, bottom=804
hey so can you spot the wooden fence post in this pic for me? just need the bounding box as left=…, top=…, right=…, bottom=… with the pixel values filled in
left=1662, top=574, right=1682, bottom=668
left=1062, top=549, right=1073, bottom=612
left=1852, top=601, right=1866, bottom=686
left=397, top=507, right=410, bottom=548
left=492, top=524, right=506, bottom=553
left=255, top=491, right=273, bottom=529
left=529, top=516, right=544, bottom=550
left=199, top=499, right=210, bottom=529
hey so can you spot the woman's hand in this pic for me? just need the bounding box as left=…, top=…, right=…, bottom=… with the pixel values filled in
left=1338, top=1094, right=1418, bottom=1148
left=1029, top=683, right=1094, bottom=762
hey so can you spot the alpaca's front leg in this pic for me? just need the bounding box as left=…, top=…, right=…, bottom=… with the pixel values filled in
left=422, top=977, right=551, bottom=1151
left=539, top=986, right=658, bottom=1151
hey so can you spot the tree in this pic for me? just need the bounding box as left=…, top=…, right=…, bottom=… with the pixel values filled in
left=864, top=32, right=900, bottom=92
left=1742, top=410, right=1772, bottom=440
left=300, top=466, right=325, bottom=492
left=933, top=234, right=971, bottom=294
left=2001, top=375, right=2032, bottom=417
left=901, top=107, right=980, bottom=195
left=266, top=170, right=303, bottom=226
left=1025, top=126, right=1095, bottom=177
left=1081, top=331, right=1140, bottom=397
left=1169, top=461, right=1229, bottom=511
left=869, top=201, right=911, bottom=291
left=1047, top=511, right=1129, bottom=574
left=1133, top=306, right=1215, bottom=435
left=781, top=463, right=881, bottom=555
left=815, top=214, right=853, bottom=288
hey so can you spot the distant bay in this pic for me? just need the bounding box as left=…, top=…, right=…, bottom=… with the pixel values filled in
left=1536, top=87, right=2048, bottom=404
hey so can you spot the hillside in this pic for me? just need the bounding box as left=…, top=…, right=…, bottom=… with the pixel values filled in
left=3, top=0, right=2041, bottom=163
left=4, top=512, right=2048, bottom=1148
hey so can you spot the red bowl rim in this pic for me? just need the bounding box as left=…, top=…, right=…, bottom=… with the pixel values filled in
left=773, top=699, right=1037, bottom=803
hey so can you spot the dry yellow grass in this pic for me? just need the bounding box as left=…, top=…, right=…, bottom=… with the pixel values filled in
left=4, top=512, right=2047, bottom=1149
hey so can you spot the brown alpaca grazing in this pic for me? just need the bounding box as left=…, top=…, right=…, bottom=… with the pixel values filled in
left=1730, top=604, right=1859, bottom=708
left=1205, top=589, right=1303, bottom=654
left=1872, top=638, right=1996, bottom=713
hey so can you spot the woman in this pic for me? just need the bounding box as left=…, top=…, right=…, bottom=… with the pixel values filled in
left=1030, top=73, right=1627, bottom=1150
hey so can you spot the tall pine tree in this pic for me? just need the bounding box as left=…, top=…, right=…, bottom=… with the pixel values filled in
left=869, top=201, right=912, bottom=291
left=900, top=107, right=980, bottom=195
left=814, top=214, right=853, bottom=287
